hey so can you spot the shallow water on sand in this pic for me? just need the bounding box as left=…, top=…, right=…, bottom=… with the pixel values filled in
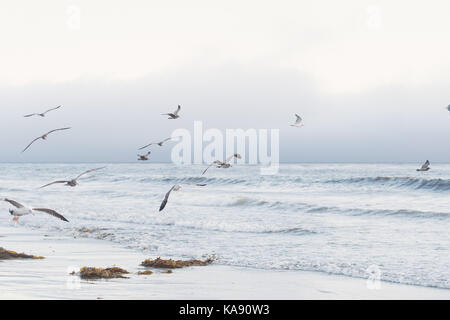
left=0, top=163, right=449, bottom=289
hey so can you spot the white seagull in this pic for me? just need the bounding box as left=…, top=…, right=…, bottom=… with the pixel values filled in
left=139, top=136, right=180, bottom=150
left=290, top=114, right=303, bottom=127
left=416, top=160, right=430, bottom=172
left=138, top=151, right=151, bottom=161
left=159, top=183, right=206, bottom=212
left=2, top=198, right=69, bottom=222
left=202, top=153, right=242, bottom=175
left=161, top=105, right=181, bottom=119
left=24, top=105, right=62, bottom=118
left=38, top=166, right=106, bottom=189
left=22, top=127, right=71, bottom=153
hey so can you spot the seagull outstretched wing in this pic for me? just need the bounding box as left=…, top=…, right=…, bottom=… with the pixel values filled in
left=3, top=198, right=25, bottom=208
left=159, top=185, right=179, bottom=212
left=39, top=181, right=70, bottom=189
left=421, top=160, right=430, bottom=170
left=75, top=166, right=106, bottom=180
left=32, top=208, right=69, bottom=222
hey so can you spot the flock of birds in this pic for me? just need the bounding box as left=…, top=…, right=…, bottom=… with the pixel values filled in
left=2, top=103, right=450, bottom=222
left=0, top=104, right=268, bottom=222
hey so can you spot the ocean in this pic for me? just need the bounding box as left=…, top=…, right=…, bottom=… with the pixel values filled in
left=0, top=163, right=449, bottom=289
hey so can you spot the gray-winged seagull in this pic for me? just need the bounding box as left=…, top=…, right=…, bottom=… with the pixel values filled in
left=38, top=166, right=106, bottom=188
left=161, top=105, right=181, bottom=119
left=2, top=198, right=69, bottom=222
left=22, top=127, right=71, bottom=153
left=139, top=136, right=180, bottom=150
left=159, top=183, right=207, bottom=212
left=202, top=153, right=242, bottom=175
left=138, top=151, right=151, bottom=161
left=290, top=114, right=303, bottom=127
left=24, top=105, right=62, bottom=118
left=416, top=160, right=430, bottom=172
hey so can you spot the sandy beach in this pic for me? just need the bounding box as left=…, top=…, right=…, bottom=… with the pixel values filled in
left=1, top=225, right=449, bottom=300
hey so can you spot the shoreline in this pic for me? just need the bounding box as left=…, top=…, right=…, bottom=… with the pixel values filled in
left=1, top=225, right=449, bottom=300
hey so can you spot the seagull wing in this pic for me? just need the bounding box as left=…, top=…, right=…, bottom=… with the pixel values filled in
left=139, top=142, right=155, bottom=150
left=23, top=113, right=38, bottom=118
left=202, top=163, right=215, bottom=175
left=3, top=198, right=25, bottom=208
left=46, top=127, right=71, bottom=135
left=160, top=137, right=172, bottom=144
left=173, top=105, right=181, bottom=115
left=295, top=114, right=302, bottom=124
left=32, top=208, right=69, bottom=222
left=75, top=166, right=106, bottom=180
left=43, top=105, right=61, bottom=115
left=421, top=160, right=430, bottom=170
left=159, top=185, right=176, bottom=212
left=22, top=136, right=42, bottom=153
left=225, top=153, right=241, bottom=163
left=39, top=180, right=69, bottom=189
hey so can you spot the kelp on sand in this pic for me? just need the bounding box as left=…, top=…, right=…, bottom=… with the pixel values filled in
left=73, top=266, right=130, bottom=279
left=0, top=247, right=44, bottom=260
left=140, top=256, right=216, bottom=269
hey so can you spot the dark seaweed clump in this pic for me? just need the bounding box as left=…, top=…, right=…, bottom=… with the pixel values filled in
left=74, top=266, right=130, bottom=279
left=0, top=247, right=44, bottom=260
left=136, top=270, right=153, bottom=275
left=140, top=257, right=215, bottom=269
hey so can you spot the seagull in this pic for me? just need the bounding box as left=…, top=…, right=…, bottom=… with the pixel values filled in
left=24, top=105, right=61, bottom=118
left=38, top=166, right=106, bottom=189
left=138, top=151, right=151, bottom=161
left=161, top=105, right=181, bottom=119
left=139, top=136, right=180, bottom=150
left=159, top=183, right=207, bottom=212
left=447, top=105, right=450, bottom=115
left=22, top=127, right=71, bottom=153
left=416, top=160, right=430, bottom=172
left=2, top=198, right=69, bottom=222
left=290, top=114, right=303, bottom=127
left=202, top=153, right=242, bottom=175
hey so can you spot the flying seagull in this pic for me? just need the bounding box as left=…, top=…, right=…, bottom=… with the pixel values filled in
left=202, top=153, right=242, bottom=175
left=447, top=105, right=450, bottom=115
left=290, top=114, right=303, bottom=127
left=161, top=105, right=181, bottom=119
left=38, top=166, right=106, bottom=189
left=24, top=105, right=61, bottom=118
left=139, top=136, right=180, bottom=150
left=159, top=183, right=207, bottom=212
left=22, top=127, right=71, bottom=153
left=416, top=160, right=430, bottom=172
left=2, top=198, right=69, bottom=222
left=138, top=151, right=151, bottom=161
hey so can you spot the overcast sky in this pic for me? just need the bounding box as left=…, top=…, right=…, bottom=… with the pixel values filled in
left=1, top=0, right=450, bottom=163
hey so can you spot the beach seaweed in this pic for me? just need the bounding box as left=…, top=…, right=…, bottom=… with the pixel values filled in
left=75, top=266, right=130, bottom=279
left=140, top=256, right=215, bottom=269
left=137, top=270, right=154, bottom=275
left=0, top=247, right=44, bottom=260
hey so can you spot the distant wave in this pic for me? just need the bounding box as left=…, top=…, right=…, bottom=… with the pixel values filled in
left=325, top=176, right=450, bottom=191
left=222, top=196, right=450, bottom=219
left=109, top=175, right=250, bottom=186
left=306, top=206, right=450, bottom=219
